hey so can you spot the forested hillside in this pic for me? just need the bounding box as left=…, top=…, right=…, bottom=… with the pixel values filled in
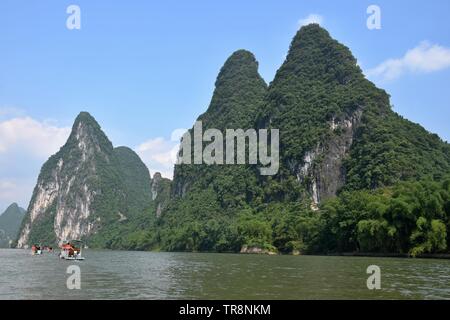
left=152, top=25, right=450, bottom=255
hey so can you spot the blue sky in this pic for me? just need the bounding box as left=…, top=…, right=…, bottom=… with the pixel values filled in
left=1, top=0, right=450, bottom=212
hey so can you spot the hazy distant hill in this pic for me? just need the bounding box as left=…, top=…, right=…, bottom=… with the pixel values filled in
left=0, top=203, right=26, bottom=248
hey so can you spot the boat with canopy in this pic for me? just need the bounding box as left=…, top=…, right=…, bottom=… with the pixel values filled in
left=59, top=240, right=85, bottom=261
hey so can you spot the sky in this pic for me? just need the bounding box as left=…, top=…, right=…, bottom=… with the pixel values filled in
left=1, top=0, right=450, bottom=212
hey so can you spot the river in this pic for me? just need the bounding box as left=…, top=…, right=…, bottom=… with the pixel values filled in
left=0, top=249, right=449, bottom=299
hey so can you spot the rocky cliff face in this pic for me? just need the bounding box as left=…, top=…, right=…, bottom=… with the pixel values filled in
left=295, top=108, right=363, bottom=207
left=17, top=112, right=153, bottom=248
left=150, top=172, right=171, bottom=218
left=151, top=172, right=162, bottom=201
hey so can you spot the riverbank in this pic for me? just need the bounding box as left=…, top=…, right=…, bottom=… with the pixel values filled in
left=326, top=252, right=450, bottom=260
left=8, top=246, right=450, bottom=260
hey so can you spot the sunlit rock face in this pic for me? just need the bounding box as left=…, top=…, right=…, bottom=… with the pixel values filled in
left=17, top=112, right=152, bottom=248
left=295, top=108, right=363, bottom=208
left=150, top=172, right=171, bottom=218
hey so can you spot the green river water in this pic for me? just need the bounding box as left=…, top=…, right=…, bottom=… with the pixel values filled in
left=0, top=249, right=449, bottom=299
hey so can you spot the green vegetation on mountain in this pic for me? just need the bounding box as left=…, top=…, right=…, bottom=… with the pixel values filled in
left=0, top=203, right=26, bottom=248
left=198, top=49, right=268, bottom=129
left=258, top=24, right=373, bottom=159
left=151, top=24, right=450, bottom=255
left=317, top=177, right=450, bottom=256
left=114, top=146, right=153, bottom=218
left=149, top=176, right=450, bottom=256
left=91, top=172, right=171, bottom=250
left=172, top=50, right=267, bottom=202
left=162, top=50, right=268, bottom=252
left=87, top=146, right=156, bottom=249
left=344, top=112, right=450, bottom=190
left=17, top=112, right=155, bottom=249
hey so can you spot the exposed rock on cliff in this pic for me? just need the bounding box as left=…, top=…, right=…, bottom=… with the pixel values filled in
left=296, top=109, right=363, bottom=207
left=150, top=172, right=171, bottom=218
left=17, top=112, right=153, bottom=248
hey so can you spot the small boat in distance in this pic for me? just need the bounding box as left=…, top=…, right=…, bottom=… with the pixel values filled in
left=31, top=244, right=42, bottom=255
left=59, top=240, right=85, bottom=261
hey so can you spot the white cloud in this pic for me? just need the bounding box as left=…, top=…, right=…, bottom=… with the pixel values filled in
left=0, top=180, right=16, bottom=192
left=298, top=14, right=324, bottom=27
left=366, top=41, right=450, bottom=81
left=0, top=115, right=70, bottom=211
left=0, top=178, right=35, bottom=212
left=0, top=179, right=18, bottom=213
left=135, top=130, right=186, bottom=179
left=0, top=107, right=25, bottom=119
left=0, top=117, right=71, bottom=158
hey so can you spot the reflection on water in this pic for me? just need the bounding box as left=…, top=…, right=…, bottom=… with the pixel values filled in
left=0, top=249, right=449, bottom=299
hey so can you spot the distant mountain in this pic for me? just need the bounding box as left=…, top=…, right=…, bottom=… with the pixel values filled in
left=0, top=203, right=26, bottom=248
left=16, top=112, right=155, bottom=248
